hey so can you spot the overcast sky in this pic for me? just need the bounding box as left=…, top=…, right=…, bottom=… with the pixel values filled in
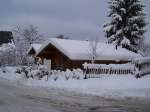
left=0, top=0, right=150, bottom=42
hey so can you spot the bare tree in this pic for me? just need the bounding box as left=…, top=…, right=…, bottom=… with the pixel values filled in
left=89, top=37, right=98, bottom=64
left=12, top=25, right=44, bottom=65
left=13, top=25, right=44, bottom=45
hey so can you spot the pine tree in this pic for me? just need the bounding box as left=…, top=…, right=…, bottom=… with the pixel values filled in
left=103, top=0, right=147, bottom=52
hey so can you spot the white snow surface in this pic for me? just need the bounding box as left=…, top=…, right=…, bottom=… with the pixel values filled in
left=1, top=67, right=150, bottom=98
left=17, top=75, right=150, bottom=98
left=23, top=75, right=150, bottom=97
left=37, top=38, right=140, bottom=61
left=0, top=67, right=23, bottom=81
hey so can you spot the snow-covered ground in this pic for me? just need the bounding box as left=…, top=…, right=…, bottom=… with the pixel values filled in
left=25, top=75, right=150, bottom=98
left=0, top=67, right=24, bottom=81
left=1, top=67, right=150, bottom=98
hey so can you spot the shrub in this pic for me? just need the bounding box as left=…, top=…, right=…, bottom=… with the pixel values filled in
left=15, top=68, right=22, bottom=74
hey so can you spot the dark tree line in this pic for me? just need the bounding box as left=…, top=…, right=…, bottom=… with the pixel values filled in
left=0, top=31, right=13, bottom=45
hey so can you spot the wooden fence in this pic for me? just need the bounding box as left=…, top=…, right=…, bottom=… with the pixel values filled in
left=83, top=63, right=135, bottom=78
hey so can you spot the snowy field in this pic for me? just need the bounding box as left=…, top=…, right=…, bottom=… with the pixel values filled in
left=0, top=66, right=150, bottom=98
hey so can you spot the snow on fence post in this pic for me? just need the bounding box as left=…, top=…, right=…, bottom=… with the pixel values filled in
left=109, top=67, right=112, bottom=75
left=83, top=62, right=88, bottom=79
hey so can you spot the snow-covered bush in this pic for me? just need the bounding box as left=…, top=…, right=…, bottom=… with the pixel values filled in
left=30, top=69, right=40, bottom=79
left=13, top=65, right=84, bottom=81
left=36, top=68, right=84, bottom=81
left=21, top=66, right=30, bottom=78
left=51, top=70, right=59, bottom=81
left=25, top=65, right=49, bottom=79
left=72, top=69, right=84, bottom=80
left=15, top=68, right=22, bottom=74
left=65, top=69, right=72, bottom=80
left=15, top=66, right=36, bottom=79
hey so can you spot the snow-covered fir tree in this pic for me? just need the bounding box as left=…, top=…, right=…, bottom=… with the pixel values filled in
left=103, top=0, right=147, bottom=52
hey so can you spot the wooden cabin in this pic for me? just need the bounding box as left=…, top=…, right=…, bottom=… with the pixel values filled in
left=36, top=38, right=140, bottom=70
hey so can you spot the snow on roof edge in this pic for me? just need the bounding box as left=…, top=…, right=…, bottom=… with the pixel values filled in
left=27, top=44, right=42, bottom=54
left=36, top=41, right=51, bottom=56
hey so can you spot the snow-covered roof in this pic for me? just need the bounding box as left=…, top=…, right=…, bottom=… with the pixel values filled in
left=27, top=44, right=42, bottom=54
left=37, top=38, right=141, bottom=61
